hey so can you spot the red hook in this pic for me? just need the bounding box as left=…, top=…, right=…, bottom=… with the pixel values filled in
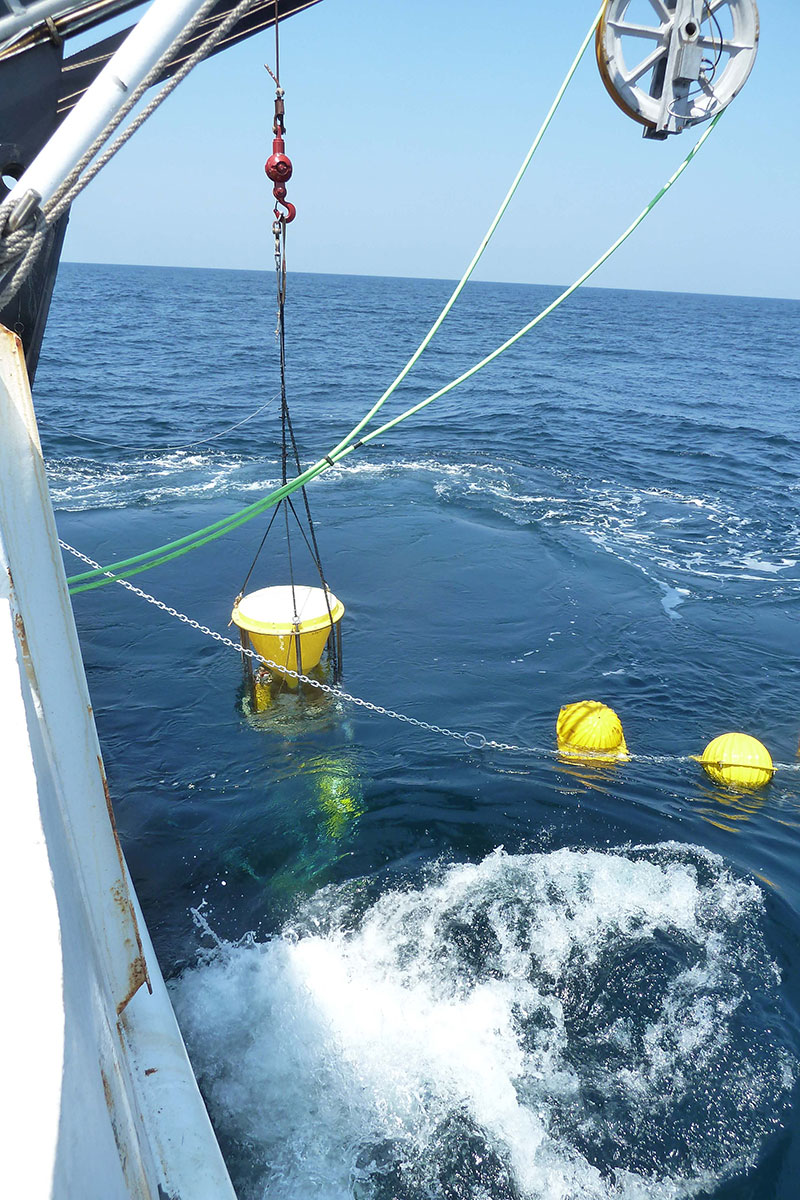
left=266, top=132, right=296, bottom=222
left=273, top=193, right=297, bottom=224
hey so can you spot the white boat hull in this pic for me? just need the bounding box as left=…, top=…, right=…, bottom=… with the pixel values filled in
left=0, top=325, right=235, bottom=1199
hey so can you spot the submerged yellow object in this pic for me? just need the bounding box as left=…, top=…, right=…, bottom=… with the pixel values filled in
left=556, top=700, right=628, bottom=760
left=232, top=585, right=344, bottom=684
left=313, top=755, right=364, bottom=840
left=698, top=733, right=774, bottom=790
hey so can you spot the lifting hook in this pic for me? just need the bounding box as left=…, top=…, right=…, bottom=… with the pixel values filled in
left=265, top=88, right=296, bottom=223
left=272, top=188, right=296, bottom=224
left=266, top=133, right=296, bottom=223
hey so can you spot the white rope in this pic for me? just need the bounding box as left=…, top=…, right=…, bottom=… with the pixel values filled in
left=44, top=393, right=279, bottom=453
left=0, top=0, right=261, bottom=308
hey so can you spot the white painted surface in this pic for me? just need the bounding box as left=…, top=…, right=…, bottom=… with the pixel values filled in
left=238, top=583, right=342, bottom=626
left=0, top=1, right=89, bottom=46
left=0, top=325, right=236, bottom=1198
left=5, top=0, right=211, bottom=219
left=598, top=0, right=759, bottom=134
left=0, top=569, right=65, bottom=1197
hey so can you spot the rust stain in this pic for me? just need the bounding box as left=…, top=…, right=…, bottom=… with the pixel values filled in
left=11, top=584, right=39, bottom=692
left=99, top=757, right=116, bottom=829
left=13, top=610, right=28, bottom=656
left=100, top=1066, right=113, bottom=1113
left=100, top=756, right=152, bottom=1013
left=99, top=1063, right=131, bottom=1182
left=116, top=954, right=151, bottom=1016
left=144, top=1067, right=158, bottom=1076
left=0, top=324, right=24, bottom=357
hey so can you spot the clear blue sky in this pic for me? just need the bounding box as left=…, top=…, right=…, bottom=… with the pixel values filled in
left=63, top=1, right=800, bottom=299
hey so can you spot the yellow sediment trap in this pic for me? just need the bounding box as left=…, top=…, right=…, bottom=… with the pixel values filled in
left=232, top=585, right=344, bottom=687
left=556, top=700, right=628, bottom=761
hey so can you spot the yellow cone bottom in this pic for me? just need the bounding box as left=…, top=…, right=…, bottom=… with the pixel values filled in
left=232, top=585, right=344, bottom=684
left=556, top=700, right=628, bottom=761
left=699, top=732, right=774, bottom=789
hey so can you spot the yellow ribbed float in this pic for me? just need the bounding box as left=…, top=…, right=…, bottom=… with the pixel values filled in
left=231, top=584, right=344, bottom=687
left=697, top=732, right=774, bottom=790
left=556, top=700, right=628, bottom=761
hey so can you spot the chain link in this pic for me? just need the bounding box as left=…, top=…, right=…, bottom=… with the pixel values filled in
left=59, top=540, right=504, bottom=752
left=59, top=540, right=800, bottom=777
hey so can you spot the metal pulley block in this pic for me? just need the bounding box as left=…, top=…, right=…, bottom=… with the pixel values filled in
left=596, top=0, right=759, bottom=137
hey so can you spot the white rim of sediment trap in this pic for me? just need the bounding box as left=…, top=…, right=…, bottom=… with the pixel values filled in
left=233, top=585, right=344, bottom=634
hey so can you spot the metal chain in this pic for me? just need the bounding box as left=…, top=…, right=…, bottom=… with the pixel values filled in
left=58, top=539, right=511, bottom=752
left=57, top=540, right=800, bottom=776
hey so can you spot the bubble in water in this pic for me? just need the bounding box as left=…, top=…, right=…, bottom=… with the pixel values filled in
left=171, top=844, right=797, bottom=1200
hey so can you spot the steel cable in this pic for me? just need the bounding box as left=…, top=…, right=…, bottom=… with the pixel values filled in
left=67, top=112, right=723, bottom=593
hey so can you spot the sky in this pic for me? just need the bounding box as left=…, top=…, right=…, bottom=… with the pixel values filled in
left=61, top=0, right=800, bottom=299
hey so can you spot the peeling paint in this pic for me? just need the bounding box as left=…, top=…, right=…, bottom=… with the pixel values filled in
left=1, top=320, right=235, bottom=1196
left=13, top=610, right=28, bottom=656
left=99, top=756, right=152, bottom=1012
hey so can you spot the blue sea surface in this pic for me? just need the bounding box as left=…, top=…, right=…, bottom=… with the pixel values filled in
left=37, top=262, right=800, bottom=1199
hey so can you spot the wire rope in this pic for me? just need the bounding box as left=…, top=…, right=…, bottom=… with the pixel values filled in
left=67, top=110, right=722, bottom=594
left=42, top=395, right=278, bottom=453
left=67, top=39, right=723, bottom=593
left=61, top=537, right=800, bottom=780
left=350, top=114, right=723, bottom=453
left=0, top=0, right=262, bottom=308
left=65, top=6, right=604, bottom=589
left=323, top=3, right=607, bottom=463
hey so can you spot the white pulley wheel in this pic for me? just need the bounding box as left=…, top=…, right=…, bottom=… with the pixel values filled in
left=596, top=0, right=759, bottom=135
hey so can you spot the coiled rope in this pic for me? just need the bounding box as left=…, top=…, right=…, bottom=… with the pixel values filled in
left=0, top=0, right=262, bottom=310
left=67, top=109, right=722, bottom=593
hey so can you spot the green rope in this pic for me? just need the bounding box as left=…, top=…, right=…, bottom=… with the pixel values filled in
left=66, top=8, right=604, bottom=594
left=324, top=3, right=608, bottom=462
left=68, top=113, right=723, bottom=594
left=351, top=112, right=723, bottom=452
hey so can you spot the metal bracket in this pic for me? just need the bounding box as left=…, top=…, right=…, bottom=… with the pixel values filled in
left=596, top=0, right=759, bottom=137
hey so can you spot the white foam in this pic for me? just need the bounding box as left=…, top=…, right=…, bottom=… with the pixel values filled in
left=170, top=845, right=795, bottom=1200
left=47, top=447, right=800, bottom=605
left=47, top=450, right=270, bottom=511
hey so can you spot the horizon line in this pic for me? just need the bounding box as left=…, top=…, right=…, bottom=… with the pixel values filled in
left=59, top=259, right=800, bottom=306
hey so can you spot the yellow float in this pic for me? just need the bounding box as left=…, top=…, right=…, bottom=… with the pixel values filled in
left=556, top=700, right=628, bottom=761
left=697, top=733, right=774, bottom=790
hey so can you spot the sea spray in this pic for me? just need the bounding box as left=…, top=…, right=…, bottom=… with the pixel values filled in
left=171, top=844, right=797, bottom=1199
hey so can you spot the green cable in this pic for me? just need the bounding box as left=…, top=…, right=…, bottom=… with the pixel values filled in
left=68, top=114, right=722, bottom=593
left=68, top=467, right=326, bottom=590
left=352, top=112, right=723, bottom=451
left=67, top=8, right=604, bottom=593
left=324, top=3, right=607, bottom=462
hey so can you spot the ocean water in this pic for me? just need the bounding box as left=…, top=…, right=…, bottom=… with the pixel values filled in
left=36, top=262, right=800, bottom=1199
